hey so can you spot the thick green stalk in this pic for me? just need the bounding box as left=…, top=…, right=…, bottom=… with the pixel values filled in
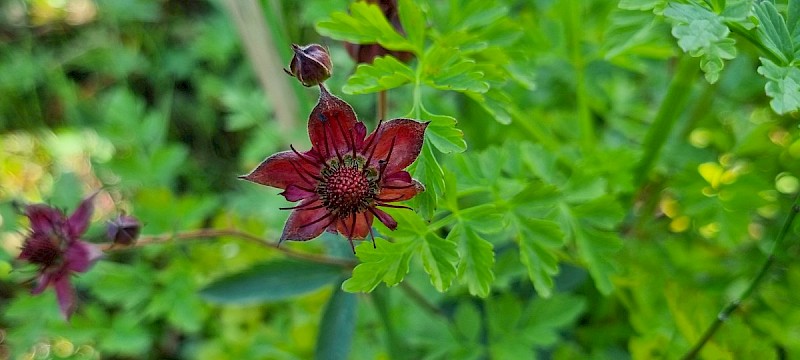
left=682, top=193, right=800, bottom=359
left=634, top=55, right=699, bottom=186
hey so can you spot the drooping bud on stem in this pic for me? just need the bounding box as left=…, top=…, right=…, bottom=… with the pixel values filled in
left=107, top=215, right=141, bottom=245
left=285, top=44, right=333, bottom=87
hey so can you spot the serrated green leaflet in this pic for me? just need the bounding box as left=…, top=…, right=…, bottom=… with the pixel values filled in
left=450, top=225, right=495, bottom=297
left=516, top=218, right=564, bottom=298
left=419, top=107, right=467, bottom=154
left=398, top=0, right=426, bottom=53
left=343, top=239, right=415, bottom=292
left=342, top=56, right=415, bottom=95
left=757, top=57, right=800, bottom=114
left=574, top=226, right=621, bottom=295
left=419, top=232, right=459, bottom=292
left=426, top=59, right=489, bottom=93
left=664, top=3, right=736, bottom=83
left=411, top=139, right=445, bottom=218
left=754, top=1, right=794, bottom=64
left=316, top=2, right=414, bottom=52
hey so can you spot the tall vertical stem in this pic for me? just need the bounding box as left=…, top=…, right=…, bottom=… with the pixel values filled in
left=682, top=193, right=800, bottom=359
left=565, top=0, right=593, bottom=152
left=634, top=55, right=699, bottom=186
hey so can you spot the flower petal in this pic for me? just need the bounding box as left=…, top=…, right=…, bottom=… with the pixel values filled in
left=370, top=207, right=397, bottom=231
left=53, top=275, right=76, bottom=320
left=363, top=119, right=427, bottom=174
left=25, top=204, right=64, bottom=235
left=378, top=178, right=425, bottom=202
left=65, top=240, right=103, bottom=273
left=68, top=192, right=97, bottom=239
left=281, top=184, right=317, bottom=202
left=31, top=272, right=55, bottom=295
left=240, top=150, right=321, bottom=190
left=308, top=86, right=361, bottom=159
left=280, top=200, right=331, bottom=241
left=337, top=211, right=373, bottom=239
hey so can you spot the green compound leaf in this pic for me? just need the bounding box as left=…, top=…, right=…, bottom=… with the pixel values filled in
left=450, top=225, right=495, bottom=297
left=398, top=0, right=426, bottom=53
left=757, top=57, right=800, bottom=114
left=420, top=108, right=467, bottom=154
left=573, top=226, right=622, bottom=295
left=754, top=1, right=794, bottom=64
left=516, top=218, right=564, bottom=298
left=199, top=260, right=343, bottom=304
left=342, top=56, right=415, bottom=95
left=411, top=139, right=445, bottom=218
left=418, top=232, right=459, bottom=292
left=523, top=294, right=587, bottom=347
left=426, top=59, right=489, bottom=93
left=664, top=3, right=736, bottom=83
left=343, top=238, right=415, bottom=292
left=423, top=44, right=489, bottom=93
left=315, top=281, right=357, bottom=360
left=316, top=1, right=415, bottom=52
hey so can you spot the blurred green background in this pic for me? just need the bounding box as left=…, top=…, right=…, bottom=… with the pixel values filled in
left=2, top=0, right=800, bottom=359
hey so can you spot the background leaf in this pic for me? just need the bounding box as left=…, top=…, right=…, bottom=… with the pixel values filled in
left=200, top=260, right=344, bottom=304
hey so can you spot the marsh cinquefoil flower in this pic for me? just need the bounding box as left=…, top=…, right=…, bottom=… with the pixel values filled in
left=241, top=86, right=427, bottom=250
left=18, top=194, right=102, bottom=319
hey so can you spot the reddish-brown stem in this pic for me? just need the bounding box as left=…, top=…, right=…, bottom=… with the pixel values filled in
left=100, top=228, right=356, bottom=268
left=377, top=90, right=387, bottom=121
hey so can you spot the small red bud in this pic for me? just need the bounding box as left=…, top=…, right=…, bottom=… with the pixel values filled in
left=285, top=44, right=332, bottom=87
left=107, top=215, right=141, bottom=245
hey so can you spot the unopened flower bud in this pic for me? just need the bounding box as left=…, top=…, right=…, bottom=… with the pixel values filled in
left=285, top=44, right=332, bottom=87
left=107, top=215, right=141, bottom=245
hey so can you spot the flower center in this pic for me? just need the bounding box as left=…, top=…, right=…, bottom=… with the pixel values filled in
left=317, top=156, right=379, bottom=216
left=23, top=234, right=63, bottom=268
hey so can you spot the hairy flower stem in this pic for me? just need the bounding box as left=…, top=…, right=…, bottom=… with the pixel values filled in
left=101, top=228, right=356, bottom=268
left=634, top=55, right=699, bottom=187
left=683, top=193, right=800, bottom=359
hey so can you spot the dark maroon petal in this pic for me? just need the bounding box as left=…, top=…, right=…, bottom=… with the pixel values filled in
left=354, top=122, right=367, bottom=151
left=280, top=185, right=317, bottom=202
left=53, top=275, right=76, bottom=320
left=378, top=178, right=425, bottom=202
left=31, top=272, right=55, bottom=295
left=371, top=207, right=398, bottom=230
left=308, top=86, right=359, bottom=159
left=65, top=240, right=102, bottom=273
left=280, top=200, right=331, bottom=241
left=25, top=204, right=64, bottom=235
left=363, top=119, right=427, bottom=174
left=240, top=150, right=321, bottom=190
left=383, top=170, right=412, bottom=184
left=68, top=193, right=97, bottom=239
left=336, top=211, right=373, bottom=239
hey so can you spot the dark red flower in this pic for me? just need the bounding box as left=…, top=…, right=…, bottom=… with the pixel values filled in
left=345, top=0, right=414, bottom=64
left=241, top=86, right=427, bottom=250
left=17, top=194, right=102, bottom=319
